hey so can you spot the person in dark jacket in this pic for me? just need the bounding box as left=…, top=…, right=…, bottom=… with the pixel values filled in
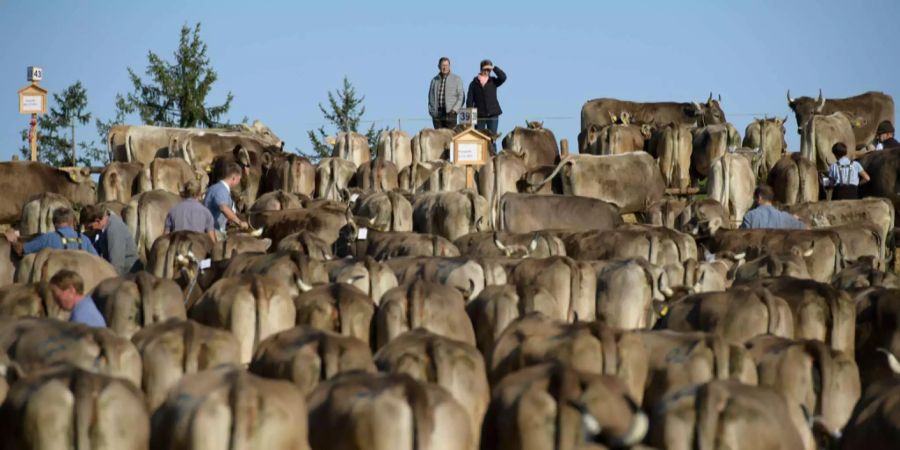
left=466, top=59, right=506, bottom=137
left=875, top=120, right=900, bottom=150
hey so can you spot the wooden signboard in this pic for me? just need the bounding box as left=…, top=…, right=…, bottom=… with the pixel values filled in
left=18, top=84, right=47, bottom=114
left=450, top=126, right=491, bottom=189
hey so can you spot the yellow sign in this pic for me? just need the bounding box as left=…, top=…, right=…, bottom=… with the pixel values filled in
left=18, top=84, right=47, bottom=115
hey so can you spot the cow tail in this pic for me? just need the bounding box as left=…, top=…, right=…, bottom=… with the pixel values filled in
left=126, top=132, right=134, bottom=163
left=135, top=271, right=154, bottom=330
left=467, top=191, right=478, bottom=234
left=388, top=192, right=399, bottom=231
left=796, top=157, right=806, bottom=204
left=697, top=381, right=728, bottom=450
left=566, top=257, right=580, bottom=322
left=709, top=336, right=730, bottom=380
left=759, top=288, right=783, bottom=336
left=598, top=327, right=619, bottom=376
left=491, top=156, right=500, bottom=230
left=139, top=197, right=149, bottom=262
left=529, top=157, right=574, bottom=193
left=108, top=128, right=116, bottom=162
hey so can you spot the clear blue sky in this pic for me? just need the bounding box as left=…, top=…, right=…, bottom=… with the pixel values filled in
left=1, top=0, right=897, bottom=162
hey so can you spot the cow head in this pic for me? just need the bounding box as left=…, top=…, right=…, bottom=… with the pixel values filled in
left=526, top=120, right=544, bottom=130
left=686, top=93, right=726, bottom=126
left=250, top=120, right=285, bottom=150
left=493, top=233, right=539, bottom=258
left=61, top=167, right=98, bottom=207
left=787, top=89, right=827, bottom=134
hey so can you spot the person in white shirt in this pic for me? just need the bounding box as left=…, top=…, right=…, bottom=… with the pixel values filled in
left=828, top=143, right=870, bottom=200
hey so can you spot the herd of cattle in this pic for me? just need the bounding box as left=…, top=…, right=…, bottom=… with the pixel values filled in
left=0, top=89, right=899, bottom=449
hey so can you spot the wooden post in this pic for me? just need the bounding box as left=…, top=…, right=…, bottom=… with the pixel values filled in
left=466, top=165, right=475, bottom=190
left=30, top=113, right=38, bottom=161
left=560, top=138, right=569, bottom=158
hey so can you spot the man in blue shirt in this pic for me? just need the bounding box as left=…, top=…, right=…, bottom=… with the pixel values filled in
left=49, top=269, right=106, bottom=327
left=740, top=185, right=807, bottom=230
left=203, top=162, right=249, bottom=239
left=3, top=207, right=98, bottom=256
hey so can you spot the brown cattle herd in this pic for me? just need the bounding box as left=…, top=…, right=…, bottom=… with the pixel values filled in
left=0, top=90, right=899, bottom=449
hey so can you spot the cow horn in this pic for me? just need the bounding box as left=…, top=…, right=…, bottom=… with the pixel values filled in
left=528, top=235, right=539, bottom=253
left=692, top=101, right=702, bottom=113
left=816, top=89, right=825, bottom=111
left=707, top=92, right=713, bottom=103
left=613, top=410, right=649, bottom=448
left=877, top=348, right=900, bottom=374
left=786, top=90, right=795, bottom=104
left=296, top=278, right=313, bottom=292
left=493, top=233, right=511, bottom=256
left=568, top=400, right=602, bottom=438
left=733, top=252, right=746, bottom=261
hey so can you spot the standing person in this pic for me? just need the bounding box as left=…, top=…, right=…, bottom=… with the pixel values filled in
left=203, top=163, right=249, bottom=240
left=740, top=185, right=807, bottom=229
left=81, top=204, right=139, bottom=275
left=49, top=270, right=106, bottom=327
left=3, top=207, right=98, bottom=256
left=828, top=143, right=869, bottom=200
left=466, top=59, right=506, bottom=137
left=875, top=120, right=900, bottom=150
left=165, top=180, right=217, bottom=243
left=428, top=57, right=465, bottom=129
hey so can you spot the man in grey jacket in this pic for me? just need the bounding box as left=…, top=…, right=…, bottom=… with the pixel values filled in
left=80, top=204, right=139, bottom=274
left=428, top=57, right=465, bottom=129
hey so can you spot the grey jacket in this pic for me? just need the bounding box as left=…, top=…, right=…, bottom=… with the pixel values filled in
left=428, top=73, right=465, bottom=117
left=96, top=213, right=139, bottom=275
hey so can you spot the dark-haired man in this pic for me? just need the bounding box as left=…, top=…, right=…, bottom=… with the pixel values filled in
left=81, top=204, right=139, bottom=274
left=203, top=162, right=249, bottom=239
left=740, top=185, right=806, bottom=229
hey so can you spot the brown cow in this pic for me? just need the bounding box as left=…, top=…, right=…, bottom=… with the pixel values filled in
left=840, top=377, right=900, bottom=450
left=476, top=152, right=527, bottom=229
left=0, top=365, right=149, bottom=450
left=649, top=122, right=693, bottom=188
left=262, top=153, right=316, bottom=197
left=355, top=159, right=399, bottom=192
left=188, top=274, right=297, bottom=362
left=137, top=157, right=205, bottom=197
left=0, top=162, right=95, bottom=225
left=659, top=286, right=795, bottom=344
left=787, top=90, right=894, bottom=146
left=581, top=94, right=727, bottom=131
left=483, top=362, right=648, bottom=450
left=92, top=272, right=186, bottom=339
left=222, top=251, right=329, bottom=297
left=375, top=129, right=413, bottom=171
left=99, top=161, right=144, bottom=203
left=375, top=279, right=475, bottom=349
left=411, top=127, right=454, bottom=162
left=747, top=335, right=860, bottom=434
left=324, top=257, right=399, bottom=305
left=337, top=229, right=461, bottom=260
left=800, top=111, right=856, bottom=171
left=0, top=282, right=64, bottom=319
left=352, top=191, right=413, bottom=232
left=511, top=256, right=596, bottom=323
left=707, top=152, right=757, bottom=225
left=308, top=372, right=470, bottom=450
left=16, top=249, right=118, bottom=294
left=315, top=157, right=357, bottom=201
left=647, top=380, right=813, bottom=450
left=293, top=283, right=375, bottom=345
left=854, top=288, right=900, bottom=385
left=528, top=152, right=665, bottom=214
left=690, top=122, right=742, bottom=179
left=123, top=189, right=181, bottom=263
left=19, top=192, right=71, bottom=236
left=250, top=325, right=375, bottom=395
left=150, top=365, right=309, bottom=450
left=332, top=131, right=371, bottom=167
left=501, top=121, right=559, bottom=170
left=498, top=193, right=622, bottom=233
left=768, top=153, right=819, bottom=205
left=375, top=329, right=489, bottom=450
left=455, top=230, right=565, bottom=258
left=412, top=190, right=489, bottom=241
left=132, top=318, right=240, bottom=409
left=582, top=122, right=651, bottom=155
left=744, top=116, right=788, bottom=180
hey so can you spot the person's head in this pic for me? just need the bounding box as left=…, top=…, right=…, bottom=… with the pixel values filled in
left=832, top=142, right=848, bottom=159
left=753, top=185, right=775, bottom=206
left=49, top=269, right=85, bottom=311
left=79, top=204, right=109, bottom=233
left=222, top=163, right=243, bottom=188
left=438, top=57, right=451, bottom=76
left=180, top=180, right=202, bottom=199
left=480, top=59, right=493, bottom=75
left=877, top=120, right=894, bottom=142
left=52, top=207, right=76, bottom=229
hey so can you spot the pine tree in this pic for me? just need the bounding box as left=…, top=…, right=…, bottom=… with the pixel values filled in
left=19, top=81, right=94, bottom=166
left=126, top=22, right=232, bottom=128
left=306, top=76, right=381, bottom=160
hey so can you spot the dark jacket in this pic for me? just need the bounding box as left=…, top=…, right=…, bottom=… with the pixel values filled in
left=466, top=66, right=506, bottom=117
left=881, top=137, right=900, bottom=150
